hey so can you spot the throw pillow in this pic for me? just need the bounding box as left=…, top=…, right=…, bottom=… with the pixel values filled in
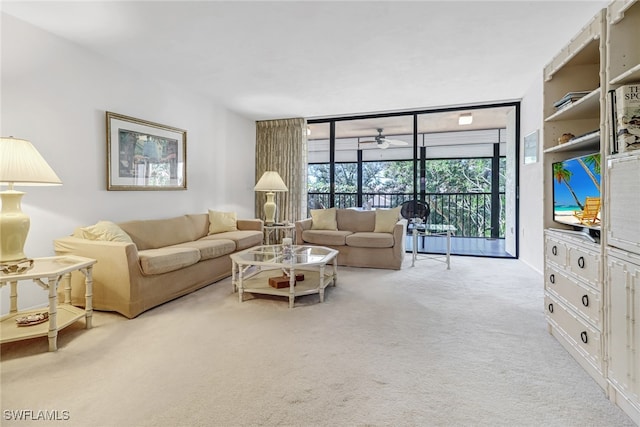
left=80, top=221, right=134, bottom=243
left=374, top=207, right=402, bottom=233
left=310, top=208, right=338, bottom=230
left=208, top=210, right=238, bottom=234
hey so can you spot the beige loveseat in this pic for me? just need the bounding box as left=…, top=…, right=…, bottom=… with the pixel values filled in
left=295, top=208, right=407, bottom=270
left=54, top=212, right=263, bottom=318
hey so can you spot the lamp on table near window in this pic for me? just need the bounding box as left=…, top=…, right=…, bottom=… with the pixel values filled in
left=254, top=171, right=288, bottom=225
left=0, top=137, right=62, bottom=273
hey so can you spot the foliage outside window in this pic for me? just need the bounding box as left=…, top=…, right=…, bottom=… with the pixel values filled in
left=308, top=157, right=506, bottom=238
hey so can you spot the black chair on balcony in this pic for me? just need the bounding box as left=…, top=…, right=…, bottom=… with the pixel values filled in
left=399, top=200, right=430, bottom=232
left=308, top=197, right=325, bottom=210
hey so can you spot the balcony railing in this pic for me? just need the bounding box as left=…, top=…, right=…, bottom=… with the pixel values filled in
left=307, top=191, right=506, bottom=238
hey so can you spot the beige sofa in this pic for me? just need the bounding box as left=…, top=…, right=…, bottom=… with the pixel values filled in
left=54, top=213, right=263, bottom=318
left=295, top=208, right=407, bottom=270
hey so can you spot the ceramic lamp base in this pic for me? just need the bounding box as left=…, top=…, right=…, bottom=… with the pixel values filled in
left=263, top=192, right=277, bottom=225
left=0, top=190, right=30, bottom=264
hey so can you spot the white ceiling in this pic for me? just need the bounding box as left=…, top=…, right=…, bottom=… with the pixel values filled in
left=1, top=0, right=609, bottom=122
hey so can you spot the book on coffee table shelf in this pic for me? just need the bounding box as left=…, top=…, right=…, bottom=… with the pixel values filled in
left=268, top=273, right=305, bottom=289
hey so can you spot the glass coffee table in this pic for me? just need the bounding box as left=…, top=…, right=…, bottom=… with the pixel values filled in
left=230, top=245, right=338, bottom=308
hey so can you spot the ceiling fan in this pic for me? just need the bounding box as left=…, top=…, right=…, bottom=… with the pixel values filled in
left=359, top=128, right=409, bottom=149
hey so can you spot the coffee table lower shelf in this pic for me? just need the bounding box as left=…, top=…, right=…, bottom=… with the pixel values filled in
left=239, top=269, right=336, bottom=307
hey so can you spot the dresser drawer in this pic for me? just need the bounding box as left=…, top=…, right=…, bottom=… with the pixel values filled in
left=545, top=295, right=602, bottom=368
left=545, top=236, right=567, bottom=266
left=567, top=244, right=601, bottom=287
left=545, top=266, right=601, bottom=327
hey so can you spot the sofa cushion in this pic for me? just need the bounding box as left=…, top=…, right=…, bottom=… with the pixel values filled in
left=137, top=247, right=201, bottom=275
left=201, top=230, right=263, bottom=250
left=78, top=220, right=134, bottom=243
left=171, top=239, right=236, bottom=260
left=336, top=209, right=375, bottom=232
left=374, top=207, right=402, bottom=233
left=310, top=208, right=337, bottom=230
left=208, top=210, right=238, bottom=234
left=302, top=230, right=352, bottom=246
left=346, top=232, right=395, bottom=248
left=119, top=215, right=199, bottom=250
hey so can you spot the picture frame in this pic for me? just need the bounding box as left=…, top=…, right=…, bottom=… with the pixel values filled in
left=523, top=129, right=539, bottom=164
left=106, top=111, right=187, bottom=190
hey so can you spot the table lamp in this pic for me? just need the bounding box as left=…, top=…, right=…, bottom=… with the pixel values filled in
left=254, top=171, right=288, bottom=225
left=0, top=137, right=62, bottom=273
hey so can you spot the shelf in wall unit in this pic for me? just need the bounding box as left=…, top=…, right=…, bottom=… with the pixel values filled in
left=609, top=64, right=640, bottom=85
left=545, top=88, right=601, bottom=122
left=544, top=131, right=600, bottom=154
left=608, top=0, right=637, bottom=25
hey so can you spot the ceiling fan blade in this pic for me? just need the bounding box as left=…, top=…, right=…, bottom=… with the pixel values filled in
left=378, top=141, right=390, bottom=149
left=382, top=138, right=409, bottom=146
left=359, top=140, right=377, bottom=144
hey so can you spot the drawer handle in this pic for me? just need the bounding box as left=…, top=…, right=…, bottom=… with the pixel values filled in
left=580, top=331, right=588, bottom=344
left=582, top=295, right=589, bottom=307
left=578, top=256, right=585, bottom=269
left=549, top=274, right=555, bottom=284
left=552, top=245, right=557, bottom=256
left=548, top=303, right=554, bottom=313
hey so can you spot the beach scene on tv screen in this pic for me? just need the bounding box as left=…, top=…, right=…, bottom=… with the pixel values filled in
left=553, top=153, right=601, bottom=227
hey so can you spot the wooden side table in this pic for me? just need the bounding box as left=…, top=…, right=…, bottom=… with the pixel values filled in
left=0, top=255, right=96, bottom=351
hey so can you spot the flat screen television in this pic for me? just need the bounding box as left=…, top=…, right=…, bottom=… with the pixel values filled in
left=552, top=153, right=601, bottom=230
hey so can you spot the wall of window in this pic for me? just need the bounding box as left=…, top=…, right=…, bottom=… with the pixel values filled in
left=306, top=103, right=519, bottom=256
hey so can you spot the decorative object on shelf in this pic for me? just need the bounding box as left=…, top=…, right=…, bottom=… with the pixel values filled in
left=0, top=137, right=62, bottom=273
left=558, top=133, right=575, bottom=145
left=15, top=312, right=49, bottom=327
left=254, top=171, right=288, bottom=225
left=614, top=83, right=640, bottom=153
left=106, top=111, right=187, bottom=191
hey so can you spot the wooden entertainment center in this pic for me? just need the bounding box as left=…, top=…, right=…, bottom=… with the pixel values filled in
left=542, top=0, right=640, bottom=424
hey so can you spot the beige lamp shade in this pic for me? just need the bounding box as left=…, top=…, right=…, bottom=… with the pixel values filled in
left=254, top=171, right=288, bottom=193
left=0, top=137, right=62, bottom=186
left=0, top=137, right=62, bottom=268
left=254, top=171, right=287, bottom=225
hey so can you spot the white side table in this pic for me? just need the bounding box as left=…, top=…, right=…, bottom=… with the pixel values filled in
left=0, top=255, right=96, bottom=351
left=411, top=224, right=455, bottom=269
left=263, top=224, right=295, bottom=245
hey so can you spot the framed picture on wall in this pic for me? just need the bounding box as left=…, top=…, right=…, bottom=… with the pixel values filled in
left=523, top=130, right=539, bottom=164
left=106, top=111, right=187, bottom=190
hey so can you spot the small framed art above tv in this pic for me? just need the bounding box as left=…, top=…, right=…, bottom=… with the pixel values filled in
left=552, top=152, right=601, bottom=230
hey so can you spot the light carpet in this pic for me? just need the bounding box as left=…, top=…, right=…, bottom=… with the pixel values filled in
left=0, top=255, right=635, bottom=427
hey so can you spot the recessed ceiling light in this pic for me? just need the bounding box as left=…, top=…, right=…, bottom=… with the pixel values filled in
left=458, top=113, right=473, bottom=125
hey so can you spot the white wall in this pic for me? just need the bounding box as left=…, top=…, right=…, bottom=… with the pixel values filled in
left=518, top=72, right=544, bottom=273
left=0, top=14, right=256, bottom=313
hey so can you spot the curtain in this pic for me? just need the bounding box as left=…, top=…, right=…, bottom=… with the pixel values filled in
left=255, top=118, right=307, bottom=223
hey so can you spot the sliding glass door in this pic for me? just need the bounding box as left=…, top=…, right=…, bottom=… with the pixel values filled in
left=306, top=103, right=519, bottom=258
